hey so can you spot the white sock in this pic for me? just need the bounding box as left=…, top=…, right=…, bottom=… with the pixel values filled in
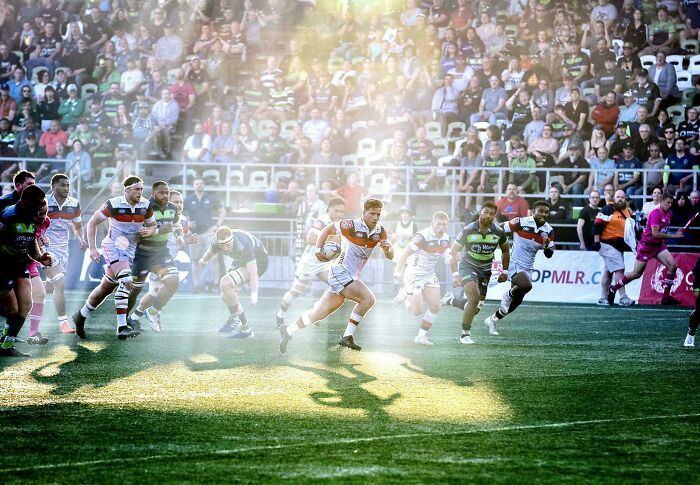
left=418, top=328, right=428, bottom=337
left=58, top=315, right=67, bottom=323
left=117, top=314, right=127, bottom=326
left=80, top=303, right=95, bottom=318
left=276, top=310, right=285, bottom=319
left=343, top=322, right=357, bottom=337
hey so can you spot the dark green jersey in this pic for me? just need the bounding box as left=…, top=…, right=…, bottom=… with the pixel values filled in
left=0, top=204, right=37, bottom=262
left=139, top=200, right=179, bottom=250
left=455, top=220, right=507, bottom=271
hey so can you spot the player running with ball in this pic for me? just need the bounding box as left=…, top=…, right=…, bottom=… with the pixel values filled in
left=442, top=201, right=510, bottom=344
left=483, top=201, right=554, bottom=335
left=608, top=192, right=684, bottom=306
left=275, top=196, right=345, bottom=327
left=393, top=211, right=451, bottom=345
left=279, top=198, right=393, bottom=353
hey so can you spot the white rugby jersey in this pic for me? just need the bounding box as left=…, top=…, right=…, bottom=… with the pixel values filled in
left=505, top=216, right=555, bottom=271
left=45, top=193, right=82, bottom=248
left=333, top=218, right=387, bottom=278
left=408, top=227, right=450, bottom=277
left=99, top=195, right=155, bottom=245
left=302, top=213, right=332, bottom=258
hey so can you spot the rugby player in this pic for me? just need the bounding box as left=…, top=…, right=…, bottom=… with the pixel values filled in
left=608, top=192, right=684, bottom=305
left=25, top=200, right=51, bottom=345
left=393, top=211, right=451, bottom=345
left=198, top=225, right=269, bottom=338
left=72, top=175, right=156, bottom=340
left=126, top=181, right=183, bottom=332
left=0, top=170, right=35, bottom=209
left=279, top=198, right=394, bottom=353
left=484, top=201, right=554, bottom=335
left=684, top=256, right=700, bottom=347
left=130, top=189, right=197, bottom=331
left=442, top=201, right=510, bottom=344
left=44, top=174, right=86, bottom=334
left=275, top=196, right=345, bottom=328
left=0, top=185, right=52, bottom=357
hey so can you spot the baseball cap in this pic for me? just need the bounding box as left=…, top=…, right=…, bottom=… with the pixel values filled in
left=0, top=83, right=8, bottom=91
left=67, top=84, right=78, bottom=92
left=623, top=41, right=633, bottom=49
left=623, top=141, right=633, bottom=148
left=617, top=121, right=629, bottom=128
left=623, top=90, right=633, bottom=97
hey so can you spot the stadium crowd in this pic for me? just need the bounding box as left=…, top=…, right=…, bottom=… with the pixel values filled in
left=0, top=0, right=698, bottom=245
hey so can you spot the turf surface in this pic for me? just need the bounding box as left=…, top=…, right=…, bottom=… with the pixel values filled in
left=1, top=291, right=699, bottom=483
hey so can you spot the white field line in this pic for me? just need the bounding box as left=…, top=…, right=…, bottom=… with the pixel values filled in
left=6, top=413, right=700, bottom=473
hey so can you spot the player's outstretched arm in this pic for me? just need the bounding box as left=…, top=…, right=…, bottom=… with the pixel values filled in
left=449, top=242, right=463, bottom=287
left=246, top=260, right=259, bottom=305
left=379, top=239, right=394, bottom=260
left=72, top=220, right=87, bottom=249
left=87, top=210, right=107, bottom=262
left=315, top=224, right=338, bottom=262
left=498, top=240, right=511, bottom=282
left=393, top=244, right=415, bottom=279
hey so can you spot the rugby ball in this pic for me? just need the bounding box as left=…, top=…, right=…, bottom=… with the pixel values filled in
left=321, top=241, right=341, bottom=260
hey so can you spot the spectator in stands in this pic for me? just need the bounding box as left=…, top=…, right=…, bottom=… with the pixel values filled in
left=678, top=107, right=700, bottom=143
left=39, top=119, right=67, bottom=158
left=615, top=142, right=642, bottom=198
left=14, top=116, right=41, bottom=151
left=609, top=121, right=633, bottom=159
left=335, top=171, right=368, bottom=217
left=57, top=84, right=84, bottom=129
left=302, top=107, right=329, bottom=147
left=671, top=192, right=692, bottom=228
left=648, top=51, right=680, bottom=110
left=311, top=137, right=342, bottom=187
left=639, top=6, right=677, bottom=56
left=631, top=105, right=654, bottom=139
left=591, top=92, right=620, bottom=137
left=552, top=144, right=588, bottom=202
left=508, top=145, right=539, bottom=194
left=257, top=122, right=287, bottom=165
left=530, top=78, right=555, bottom=122
left=470, top=74, right=507, bottom=127
left=182, top=122, right=211, bottom=163
left=155, top=23, right=184, bottom=69
left=578, top=190, right=602, bottom=250
left=528, top=124, right=558, bottom=171
left=409, top=141, right=437, bottom=204
left=232, top=121, right=258, bottom=165
left=0, top=82, right=16, bottom=121
left=151, top=88, right=179, bottom=157
left=0, top=42, right=19, bottom=84
left=431, top=73, right=460, bottom=134
left=638, top=143, right=667, bottom=197
left=211, top=122, right=235, bottom=165
left=65, top=139, right=92, bottom=184
left=664, top=138, right=699, bottom=194
left=586, top=145, right=616, bottom=194
left=457, top=143, right=482, bottom=212
left=25, top=20, right=61, bottom=81
left=547, top=185, right=571, bottom=222
left=631, top=69, right=662, bottom=119
left=505, top=87, right=532, bottom=139
left=8, top=67, right=31, bottom=105
left=64, top=38, right=95, bottom=88
left=496, top=183, right=529, bottom=222
left=617, top=90, right=639, bottom=125
left=37, top=85, right=59, bottom=132
left=633, top=124, right=658, bottom=163
left=593, top=54, right=624, bottom=106
left=458, top=75, right=483, bottom=121
left=523, top=105, right=545, bottom=147
left=659, top=123, right=677, bottom=157
left=642, top=186, right=663, bottom=216
left=479, top=143, right=507, bottom=202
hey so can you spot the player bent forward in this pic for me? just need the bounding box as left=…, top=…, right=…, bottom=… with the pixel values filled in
left=484, top=201, right=554, bottom=334
left=198, top=226, right=269, bottom=338
left=275, top=196, right=346, bottom=327
left=443, top=201, right=510, bottom=344
left=393, top=211, right=451, bottom=345
left=608, top=192, right=684, bottom=306
left=279, top=198, right=394, bottom=353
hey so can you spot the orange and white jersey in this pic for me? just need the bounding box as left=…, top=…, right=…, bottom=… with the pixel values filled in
left=333, top=218, right=387, bottom=278
left=408, top=227, right=450, bottom=278
left=98, top=195, right=155, bottom=247
left=45, top=193, right=82, bottom=249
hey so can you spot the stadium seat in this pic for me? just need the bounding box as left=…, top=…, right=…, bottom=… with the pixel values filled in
left=185, top=168, right=198, bottom=183
left=273, top=170, right=292, bottom=185
left=667, top=104, right=686, bottom=125
left=446, top=121, right=466, bottom=141
left=682, top=39, right=699, bottom=55
left=505, top=24, right=518, bottom=37
left=424, top=121, right=442, bottom=139
left=280, top=120, right=298, bottom=140
left=582, top=86, right=596, bottom=99
left=166, top=68, right=180, bottom=84
left=230, top=169, right=245, bottom=186
left=247, top=170, right=269, bottom=189
left=202, top=169, right=221, bottom=185
left=341, top=154, right=357, bottom=165
left=677, top=70, right=693, bottom=91
left=368, top=171, right=385, bottom=194
left=80, top=83, right=98, bottom=101
left=379, top=137, right=394, bottom=156
left=639, top=55, right=655, bottom=70
left=688, top=54, right=700, bottom=75
left=473, top=121, right=490, bottom=143
left=356, top=138, right=376, bottom=158
left=611, top=39, right=623, bottom=57
left=681, top=88, right=697, bottom=107
left=256, top=119, right=278, bottom=136
left=93, top=167, right=120, bottom=188
left=432, top=137, right=449, bottom=156
left=351, top=120, right=368, bottom=133
left=580, top=48, right=590, bottom=57
left=666, top=55, right=684, bottom=72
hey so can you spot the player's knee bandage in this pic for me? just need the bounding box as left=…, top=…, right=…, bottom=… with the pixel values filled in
left=131, top=280, right=144, bottom=291
left=116, top=269, right=133, bottom=288
left=474, top=300, right=484, bottom=315
left=227, top=268, right=246, bottom=287
left=114, top=283, right=130, bottom=311
left=162, top=267, right=179, bottom=281
left=423, top=310, right=438, bottom=324
left=104, top=273, right=118, bottom=285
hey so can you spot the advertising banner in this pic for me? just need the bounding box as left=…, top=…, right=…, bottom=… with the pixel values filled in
left=638, top=253, right=699, bottom=307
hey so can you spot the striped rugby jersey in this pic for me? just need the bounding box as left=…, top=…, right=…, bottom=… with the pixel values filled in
left=99, top=196, right=155, bottom=245
left=408, top=227, right=450, bottom=277
left=45, top=193, right=81, bottom=249
left=505, top=216, right=554, bottom=271
left=333, top=218, right=387, bottom=278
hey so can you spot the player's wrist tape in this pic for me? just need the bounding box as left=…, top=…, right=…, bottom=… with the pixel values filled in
left=501, top=270, right=509, bottom=275
left=452, top=271, right=459, bottom=277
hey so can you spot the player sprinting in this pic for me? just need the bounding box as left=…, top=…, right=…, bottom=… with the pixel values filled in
left=0, top=185, right=52, bottom=357
left=442, top=201, right=510, bottom=344
left=684, top=256, right=700, bottom=347
left=125, top=181, right=183, bottom=332
left=198, top=225, right=269, bottom=338
left=129, top=189, right=197, bottom=331
left=483, top=201, right=554, bottom=335
left=43, top=174, right=87, bottom=334
left=393, top=211, right=451, bottom=346
left=72, top=175, right=156, bottom=340
left=608, top=192, right=684, bottom=306
left=24, top=201, right=51, bottom=345
left=279, top=198, right=394, bottom=353
left=276, top=196, right=346, bottom=328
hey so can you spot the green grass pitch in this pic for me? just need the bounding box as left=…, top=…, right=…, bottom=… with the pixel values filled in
left=1, top=290, right=699, bottom=483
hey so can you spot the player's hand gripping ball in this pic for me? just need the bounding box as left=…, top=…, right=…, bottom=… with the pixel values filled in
left=320, top=241, right=341, bottom=260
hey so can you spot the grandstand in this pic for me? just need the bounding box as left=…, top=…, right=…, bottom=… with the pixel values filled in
left=1, top=0, right=700, bottom=481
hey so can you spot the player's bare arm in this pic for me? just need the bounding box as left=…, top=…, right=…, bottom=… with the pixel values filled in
left=87, top=210, right=108, bottom=262
left=450, top=241, right=463, bottom=287
left=246, top=260, right=259, bottom=305
left=314, top=224, right=338, bottom=262
left=498, top=241, right=510, bottom=283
